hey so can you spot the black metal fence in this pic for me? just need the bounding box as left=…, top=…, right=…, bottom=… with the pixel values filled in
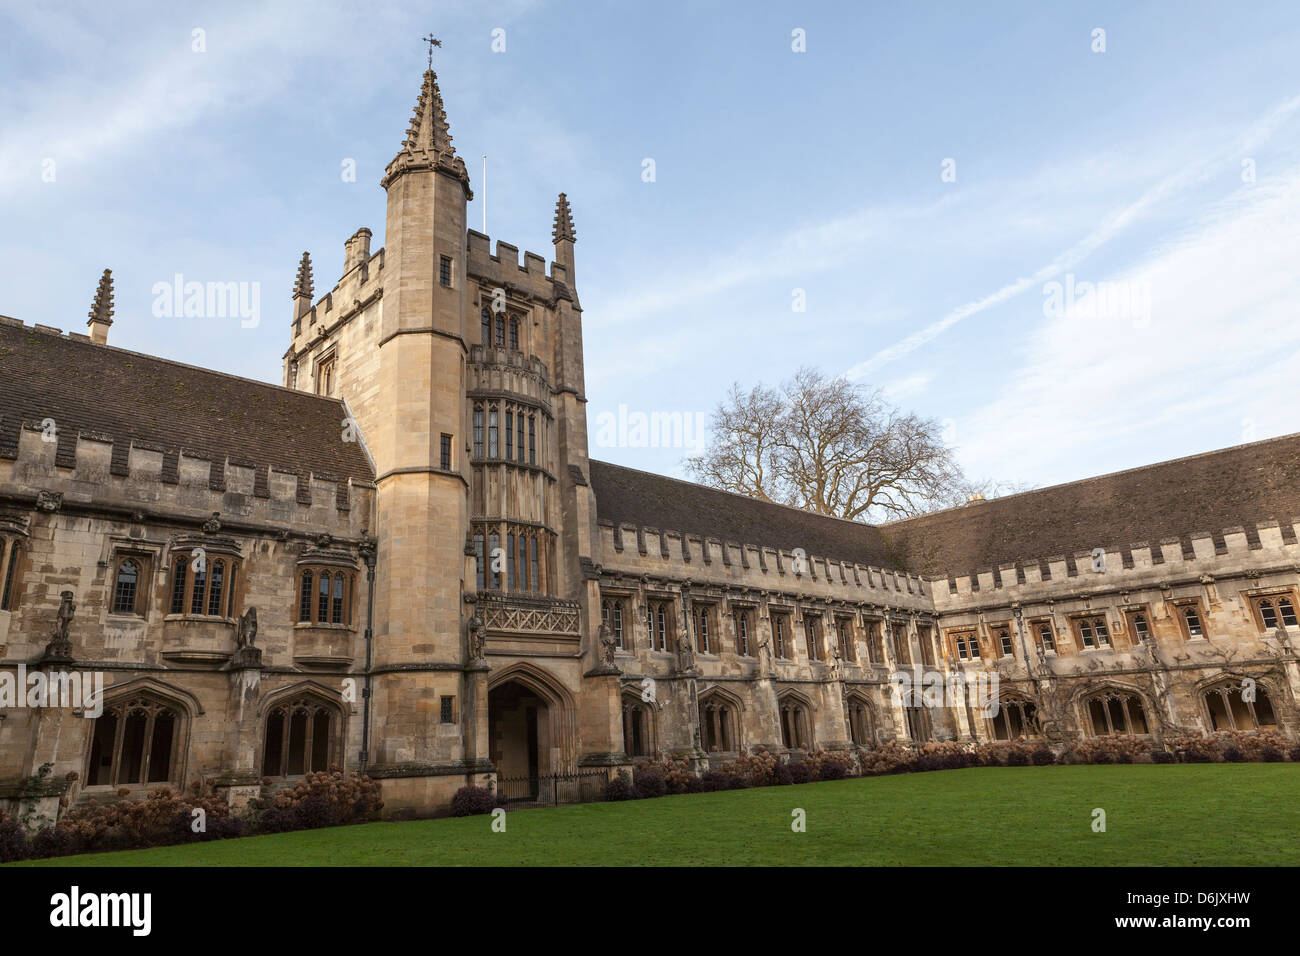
left=496, top=770, right=609, bottom=807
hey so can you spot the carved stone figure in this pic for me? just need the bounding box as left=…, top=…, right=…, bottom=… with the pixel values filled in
left=236, top=607, right=258, bottom=648
left=599, top=623, right=617, bottom=666
left=676, top=631, right=695, bottom=672
left=468, top=613, right=487, bottom=661
left=53, top=590, right=75, bottom=641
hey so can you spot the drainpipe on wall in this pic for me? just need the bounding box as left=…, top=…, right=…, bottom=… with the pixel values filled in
left=359, top=537, right=377, bottom=772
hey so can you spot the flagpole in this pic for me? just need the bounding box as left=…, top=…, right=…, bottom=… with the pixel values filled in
left=482, top=155, right=487, bottom=233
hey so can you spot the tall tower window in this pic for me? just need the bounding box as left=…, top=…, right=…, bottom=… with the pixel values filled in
left=495, top=314, right=505, bottom=347
left=488, top=409, right=498, bottom=457
left=317, top=356, right=335, bottom=396
left=509, top=317, right=519, bottom=350
left=440, top=433, right=452, bottom=470
left=528, top=417, right=536, bottom=464
left=505, top=411, right=514, bottom=458
left=473, top=407, right=483, bottom=458
left=480, top=307, right=491, bottom=346
left=439, top=256, right=452, bottom=287
left=529, top=537, right=539, bottom=591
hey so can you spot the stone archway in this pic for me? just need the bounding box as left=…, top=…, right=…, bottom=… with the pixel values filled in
left=487, top=663, right=577, bottom=792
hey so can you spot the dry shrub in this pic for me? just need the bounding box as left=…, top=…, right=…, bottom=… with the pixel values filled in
left=634, top=756, right=695, bottom=794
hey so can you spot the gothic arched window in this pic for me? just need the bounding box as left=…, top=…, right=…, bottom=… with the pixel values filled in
left=1084, top=688, right=1150, bottom=736
left=87, top=693, right=181, bottom=787
left=700, top=694, right=740, bottom=753
left=779, top=696, right=812, bottom=751
left=990, top=696, right=1040, bottom=739
left=262, top=695, right=339, bottom=777
left=622, top=693, right=655, bottom=757
left=1203, top=679, right=1276, bottom=731
left=847, top=696, right=874, bottom=745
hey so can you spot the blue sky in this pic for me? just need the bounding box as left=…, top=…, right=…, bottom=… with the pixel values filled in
left=4, top=1, right=1300, bottom=494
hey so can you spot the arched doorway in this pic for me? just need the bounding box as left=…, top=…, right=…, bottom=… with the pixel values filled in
left=489, top=680, right=547, bottom=796
left=487, top=664, right=577, bottom=801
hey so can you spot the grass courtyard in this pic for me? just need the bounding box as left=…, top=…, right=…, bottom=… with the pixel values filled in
left=14, top=764, right=1299, bottom=866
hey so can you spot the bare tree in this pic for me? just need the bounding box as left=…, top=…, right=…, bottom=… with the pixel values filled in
left=686, top=367, right=969, bottom=521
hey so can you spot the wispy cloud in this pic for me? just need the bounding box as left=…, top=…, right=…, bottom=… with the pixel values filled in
left=954, top=163, right=1300, bottom=485
left=843, top=92, right=1300, bottom=379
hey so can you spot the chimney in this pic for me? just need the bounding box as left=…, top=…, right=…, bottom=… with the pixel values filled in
left=87, top=268, right=114, bottom=345
left=344, top=227, right=373, bottom=275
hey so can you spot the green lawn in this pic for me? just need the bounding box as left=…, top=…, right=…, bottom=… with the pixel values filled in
left=14, top=765, right=1299, bottom=866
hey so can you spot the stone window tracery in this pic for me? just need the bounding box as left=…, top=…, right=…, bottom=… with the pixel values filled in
left=86, top=693, right=181, bottom=787
left=700, top=694, right=740, bottom=753
left=1076, top=615, right=1111, bottom=649
left=847, top=696, right=874, bottom=745
left=779, top=696, right=813, bottom=750
left=622, top=693, right=655, bottom=757
left=990, top=696, right=1040, bottom=739
left=1253, top=595, right=1298, bottom=631
left=262, top=695, right=339, bottom=777
left=1083, top=688, right=1150, bottom=736
left=1202, top=679, right=1276, bottom=731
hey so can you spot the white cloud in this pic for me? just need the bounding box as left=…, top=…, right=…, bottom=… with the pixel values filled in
left=844, top=93, right=1300, bottom=379
left=955, top=165, right=1300, bottom=485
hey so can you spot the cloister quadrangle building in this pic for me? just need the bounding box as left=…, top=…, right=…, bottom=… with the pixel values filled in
left=3, top=67, right=1300, bottom=817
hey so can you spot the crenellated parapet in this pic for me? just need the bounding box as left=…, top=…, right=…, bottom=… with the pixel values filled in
left=597, top=518, right=932, bottom=608
left=466, top=230, right=575, bottom=307
left=0, top=421, right=374, bottom=535
left=932, top=517, right=1300, bottom=614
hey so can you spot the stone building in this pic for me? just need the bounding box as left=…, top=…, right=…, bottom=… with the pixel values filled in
left=2, top=67, right=1298, bottom=818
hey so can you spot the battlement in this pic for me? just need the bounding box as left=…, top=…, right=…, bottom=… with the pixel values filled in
left=596, top=519, right=933, bottom=611
left=0, top=421, right=373, bottom=533
left=294, top=246, right=386, bottom=342
left=933, top=517, right=1300, bottom=610
left=466, top=229, right=571, bottom=302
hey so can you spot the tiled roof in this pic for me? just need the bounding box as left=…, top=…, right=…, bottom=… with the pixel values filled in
left=588, top=460, right=901, bottom=569
left=881, top=433, right=1300, bottom=577
left=0, top=320, right=374, bottom=486
left=591, top=433, right=1300, bottom=580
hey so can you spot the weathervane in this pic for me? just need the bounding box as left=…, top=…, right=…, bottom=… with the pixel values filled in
left=422, top=33, right=441, bottom=69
